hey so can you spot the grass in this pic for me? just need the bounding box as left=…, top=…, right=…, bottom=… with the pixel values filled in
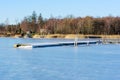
left=1, top=33, right=120, bottom=39
left=32, top=34, right=120, bottom=39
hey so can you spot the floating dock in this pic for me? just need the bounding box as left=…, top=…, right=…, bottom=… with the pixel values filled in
left=14, top=40, right=101, bottom=48
left=102, top=39, right=120, bottom=44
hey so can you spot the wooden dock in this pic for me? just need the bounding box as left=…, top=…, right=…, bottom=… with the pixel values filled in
left=14, top=40, right=101, bottom=48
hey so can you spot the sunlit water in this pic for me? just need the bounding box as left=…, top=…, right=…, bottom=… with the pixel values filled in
left=0, top=37, right=120, bottom=80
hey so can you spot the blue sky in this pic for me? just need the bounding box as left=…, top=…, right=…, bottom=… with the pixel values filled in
left=0, top=0, right=120, bottom=24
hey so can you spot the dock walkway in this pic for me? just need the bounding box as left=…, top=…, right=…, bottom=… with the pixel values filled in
left=14, top=40, right=101, bottom=48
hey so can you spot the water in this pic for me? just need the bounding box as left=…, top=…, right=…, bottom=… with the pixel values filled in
left=0, top=38, right=120, bottom=80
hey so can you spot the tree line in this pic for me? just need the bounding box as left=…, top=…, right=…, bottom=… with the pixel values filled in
left=0, top=11, right=120, bottom=36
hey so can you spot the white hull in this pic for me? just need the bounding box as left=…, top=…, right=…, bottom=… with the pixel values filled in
left=18, top=45, right=32, bottom=49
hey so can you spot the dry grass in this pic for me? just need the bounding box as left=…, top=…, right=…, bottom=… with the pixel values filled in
left=44, top=34, right=120, bottom=39
left=45, top=34, right=65, bottom=38
left=2, top=34, right=119, bottom=39
left=100, top=35, right=120, bottom=39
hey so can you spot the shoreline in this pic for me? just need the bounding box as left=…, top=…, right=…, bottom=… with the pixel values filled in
left=0, top=34, right=120, bottom=39
left=31, top=34, right=120, bottom=39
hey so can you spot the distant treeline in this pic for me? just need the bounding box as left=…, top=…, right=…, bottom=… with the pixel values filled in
left=0, top=11, right=120, bottom=36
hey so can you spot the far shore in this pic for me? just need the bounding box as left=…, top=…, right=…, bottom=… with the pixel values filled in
left=1, top=34, right=119, bottom=39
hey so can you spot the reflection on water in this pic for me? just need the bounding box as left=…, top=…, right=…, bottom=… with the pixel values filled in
left=0, top=38, right=120, bottom=80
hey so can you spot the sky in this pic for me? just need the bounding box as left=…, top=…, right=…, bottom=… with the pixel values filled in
left=0, top=0, right=120, bottom=24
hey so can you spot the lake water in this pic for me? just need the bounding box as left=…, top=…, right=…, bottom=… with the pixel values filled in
left=0, top=38, right=120, bottom=80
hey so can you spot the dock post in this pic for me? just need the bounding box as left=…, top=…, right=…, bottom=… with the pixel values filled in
left=74, top=37, right=78, bottom=47
left=87, top=40, right=89, bottom=45
left=86, top=37, right=90, bottom=46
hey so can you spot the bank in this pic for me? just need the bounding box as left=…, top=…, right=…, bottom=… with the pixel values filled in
left=0, top=33, right=120, bottom=39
